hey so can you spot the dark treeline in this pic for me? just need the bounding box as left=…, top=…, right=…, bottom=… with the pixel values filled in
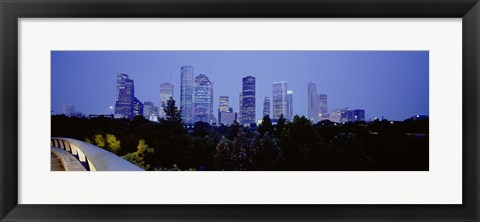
left=51, top=99, right=428, bottom=171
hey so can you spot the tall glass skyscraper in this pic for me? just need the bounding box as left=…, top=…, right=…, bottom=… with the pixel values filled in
left=240, top=76, right=255, bottom=124
left=180, top=66, right=194, bottom=123
left=159, top=83, right=174, bottom=118
left=115, top=73, right=142, bottom=119
left=286, top=90, right=294, bottom=120
left=263, top=97, right=270, bottom=117
left=308, top=82, right=319, bottom=122
left=238, top=92, right=243, bottom=122
left=318, top=94, right=328, bottom=119
left=218, top=96, right=237, bottom=125
left=353, top=109, right=366, bottom=121
left=272, top=81, right=287, bottom=119
left=143, top=101, right=158, bottom=121
left=193, top=74, right=213, bottom=123
left=218, top=96, right=229, bottom=123
left=308, top=82, right=328, bottom=123
left=116, top=73, right=129, bottom=101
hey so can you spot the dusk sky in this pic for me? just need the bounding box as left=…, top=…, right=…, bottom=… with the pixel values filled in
left=51, top=51, right=429, bottom=121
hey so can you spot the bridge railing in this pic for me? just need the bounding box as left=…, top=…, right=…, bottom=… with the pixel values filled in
left=51, top=137, right=144, bottom=171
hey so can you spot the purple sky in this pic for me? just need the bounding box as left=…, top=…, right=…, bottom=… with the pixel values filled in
left=51, top=51, right=429, bottom=121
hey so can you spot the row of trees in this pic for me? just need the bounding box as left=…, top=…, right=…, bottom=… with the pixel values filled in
left=51, top=98, right=428, bottom=171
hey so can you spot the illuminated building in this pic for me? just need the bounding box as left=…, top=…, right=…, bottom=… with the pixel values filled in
left=263, top=97, right=270, bottom=117
left=180, top=66, right=194, bottom=123
left=114, top=73, right=143, bottom=119
left=240, top=76, right=256, bottom=124
left=193, top=74, right=213, bottom=123
left=159, top=83, right=174, bottom=118
left=272, top=81, right=287, bottom=119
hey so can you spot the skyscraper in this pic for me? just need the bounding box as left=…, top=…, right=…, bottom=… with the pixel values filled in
left=143, top=101, right=158, bottom=121
left=286, top=90, right=294, bottom=120
left=218, top=96, right=237, bottom=125
left=115, top=73, right=142, bottom=119
left=340, top=109, right=354, bottom=123
left=263, top=97, right=270, bottom=117
left=116, top=73, right=129, bottom=101
left=220, top=112, right=237, bottom=125
left=353, top=109, right=366, bottom=121
left=239, top=92, right=243, bottom=122
left=318, top=94, right=328, bottom=119
left=133, top=97, right=144, bottom=117
left=240, top=76, right=256, bottom=124
left=193, top=74, right=213, bottom=123
left=308, top=82, right=319, bottom=122
left=308, top=82, right=328, bottom=123
left=210, top=81, right=215, bottom=124
left=159, top=83, right=174, bottom=118
left=272, top=81, right=287, bottom=119
left=219, top=96, right=229, bottom=112
left=180, top=66, right=194, bottom=123
left=218, top=96, right=229, bottom=123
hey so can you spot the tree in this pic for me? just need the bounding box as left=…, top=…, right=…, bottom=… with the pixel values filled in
left=258, top=115, right=274, bottom=136
left=93, top=134, right=105, bottom=147
left=122, top=139, right=154, bottom=170
left=252, top=132, right=282, bottom=170
left=232, top=129, right=252, bottom=170
left=162, top=97, right=182, bottom=123
left=105, top=134, right=121, bottom=153
left=282, top=115, right=325, bottom=170
left=275, top=114, right=286, bottom=138
left=229, top=119, right=240, bottom=140
left=214, top=136, right=234, bottom=170
left=192, top=121, right=212, bottom=137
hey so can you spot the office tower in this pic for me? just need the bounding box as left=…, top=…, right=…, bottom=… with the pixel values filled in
left=332, top=108, right=353, bottom=123
left=353, top=109, right=366, bottom=121
left=308, top=82, right=319, bottom=122
left=218, top=96, right=229, bottom=123
left=116, top=73, right=129, bottom=101
left=218, top=96, right=237, bottom=125
left=239, top=92, right=243, bottom=122
left=210, top=81, right=215, bottom=124
left=143, top=101, right=159, bottom=121
left=180, top=66, right=194, bottom=123
left=330, top=108, right=352, bottom=123
left=286, top=90, right=294, bottom=120
left=272, top=81, right=287, bottom=119
left=240, top=76, right=256, bottom=124
left=263, top=97, right=270, bottom=117
left=318, top=94, right=328, bottom=119
left=133, top=97, right=144, bottom=117
left=219, top=96, right=229, bottom=112
left=63, top=104, right=75, bottom=117
left=193, top=74, right=213, bottom=123
left=308, top=82, right=328, bottom=123
left=220, top=112, right=237, bottom=125
left=340, top=109, right=354, bottom=123
left=115, top=73, right=142, bottom=119
left=159, top=83, right=174, bottom=118
left=330, top=109, right=342, bottom=123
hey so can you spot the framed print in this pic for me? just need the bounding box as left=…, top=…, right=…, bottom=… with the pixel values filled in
left=1, top=0, right=479, bottom=221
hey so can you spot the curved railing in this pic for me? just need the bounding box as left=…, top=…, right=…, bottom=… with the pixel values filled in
left=51, top=137, right=144, bottom=171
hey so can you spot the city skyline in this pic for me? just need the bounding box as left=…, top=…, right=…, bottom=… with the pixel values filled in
left=51, top=51, right=429, bottom=121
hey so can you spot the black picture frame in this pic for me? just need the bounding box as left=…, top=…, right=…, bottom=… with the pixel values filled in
left=1, top=0, right=479, bottom=221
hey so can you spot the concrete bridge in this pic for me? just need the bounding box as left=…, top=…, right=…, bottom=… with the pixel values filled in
left=51, top=137, right=144, bottom=171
